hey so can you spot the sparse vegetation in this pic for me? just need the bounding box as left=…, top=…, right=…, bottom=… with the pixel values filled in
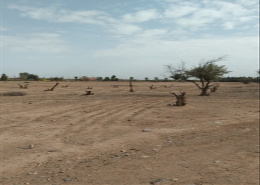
left=166, top=56, right=230, bottom=96
left=103, top=77, right=111, bottom=81
left=19, top=72, right=39, bottom=81
left=218, top=76, right=259, bottom=83
left=102, top=75, right=119, bottom=81
left=49, top=77, right=64, bottom=81
left=111, top=75, right=119, bottom=81
left=0, top=81, right=258, bottom=185
left=1, top=91, right=27, bottom=96
left=44, top=82, right=59, bottom=91
left=166, top=62, right=188, bottom=81
left=129, top=81, right=134, bottom=92
left=96, top=77, right=103, bottom=81
left=210, top=83, right=219, bottom=92
left=18, top=83, right=29, bottom=89
left=149, top=85, right=157, bottom=89
left=170, top=92, right=187, bottom=106
left=164, top=84, right=173, bottom=88
left=84, top=90, right=94, bottom=95
left=1, top=73, right=9, bottom=81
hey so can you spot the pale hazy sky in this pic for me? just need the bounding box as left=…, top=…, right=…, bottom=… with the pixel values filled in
left=1, top=0, right=259, bottom=79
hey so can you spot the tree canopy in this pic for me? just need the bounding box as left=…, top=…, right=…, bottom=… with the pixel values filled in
left=166, top=56, right=230, bottom=95
left=187, top=57, right=229, bottom=82
left=1, top=73, right=8, bottom=81
left=19, top=72, right=39, bottom=81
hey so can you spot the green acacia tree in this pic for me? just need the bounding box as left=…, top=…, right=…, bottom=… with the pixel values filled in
left=1, top=73, right=8, bottom=81
left=19, top=72, right=39, bottom=81
left=27, top=74, right=39, bottom=81
left=166, top=56, right=230, bottom=96
left=111, top=75, right=119, bottom=81
left=103, top=77, right=110, bottom=81
left=166, top=61, right=188, bottom=81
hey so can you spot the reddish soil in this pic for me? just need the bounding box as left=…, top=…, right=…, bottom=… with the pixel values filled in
left=0, top=81, right=259, bottom=185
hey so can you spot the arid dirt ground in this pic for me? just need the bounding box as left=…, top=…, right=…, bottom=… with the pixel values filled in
left=0, top=81, right=259, bottom=185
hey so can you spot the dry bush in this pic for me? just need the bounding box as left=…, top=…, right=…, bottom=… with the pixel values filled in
left=171, top=92, right=187, bottom=106
left=1, top=91, right=27, bottom=96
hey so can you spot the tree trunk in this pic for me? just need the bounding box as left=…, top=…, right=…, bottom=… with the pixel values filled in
left=171, top=92, right=187, bottom=106
left=84, top=91, right=94, bottom=95
left=189, top=80, right=213, bottom=96
left=200, top=88, right=209, bottom=96
left=200, top=81, right=211, bottom=95
left=129, top=81, right=134, bottom=92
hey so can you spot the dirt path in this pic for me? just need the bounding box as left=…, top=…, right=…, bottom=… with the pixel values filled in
left=0, top=81, right=259, bottom=185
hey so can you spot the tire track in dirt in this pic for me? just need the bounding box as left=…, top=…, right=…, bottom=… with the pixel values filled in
left=0, top=95, right=159, bottom=137
left=0, top=99, right=110, bottom=130
left=1, top=96, right=164, bottom=177
left=0, top=90, right=184, bottom=176
left=60, top=99, right=154, bottom=134
left=50, top=97, right=164, bottom=150
left=36, top=96, right=167, bottom=163
left=1, top=82, right=259, bottom=185
left=63, top=97, right=161, bottom=125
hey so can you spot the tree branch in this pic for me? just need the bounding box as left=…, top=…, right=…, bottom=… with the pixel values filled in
left=189, top=80, right=202, bottom=89
left=170, top=92, right=178, bottom=97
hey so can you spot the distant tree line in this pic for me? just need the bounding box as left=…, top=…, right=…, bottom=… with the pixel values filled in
left=218, top=76, right=259, bottom=83
left=102, top=75, right=119, bottom=81
left=0, top=72, right=40, bottom=81
left=1, top=70, right=259, bottom=84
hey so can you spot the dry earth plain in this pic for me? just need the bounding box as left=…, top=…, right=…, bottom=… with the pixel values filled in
left=0, top=81, right=259, bottom=185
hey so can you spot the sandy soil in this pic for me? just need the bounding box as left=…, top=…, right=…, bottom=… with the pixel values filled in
left=0, top=81, right=259, bottom=185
